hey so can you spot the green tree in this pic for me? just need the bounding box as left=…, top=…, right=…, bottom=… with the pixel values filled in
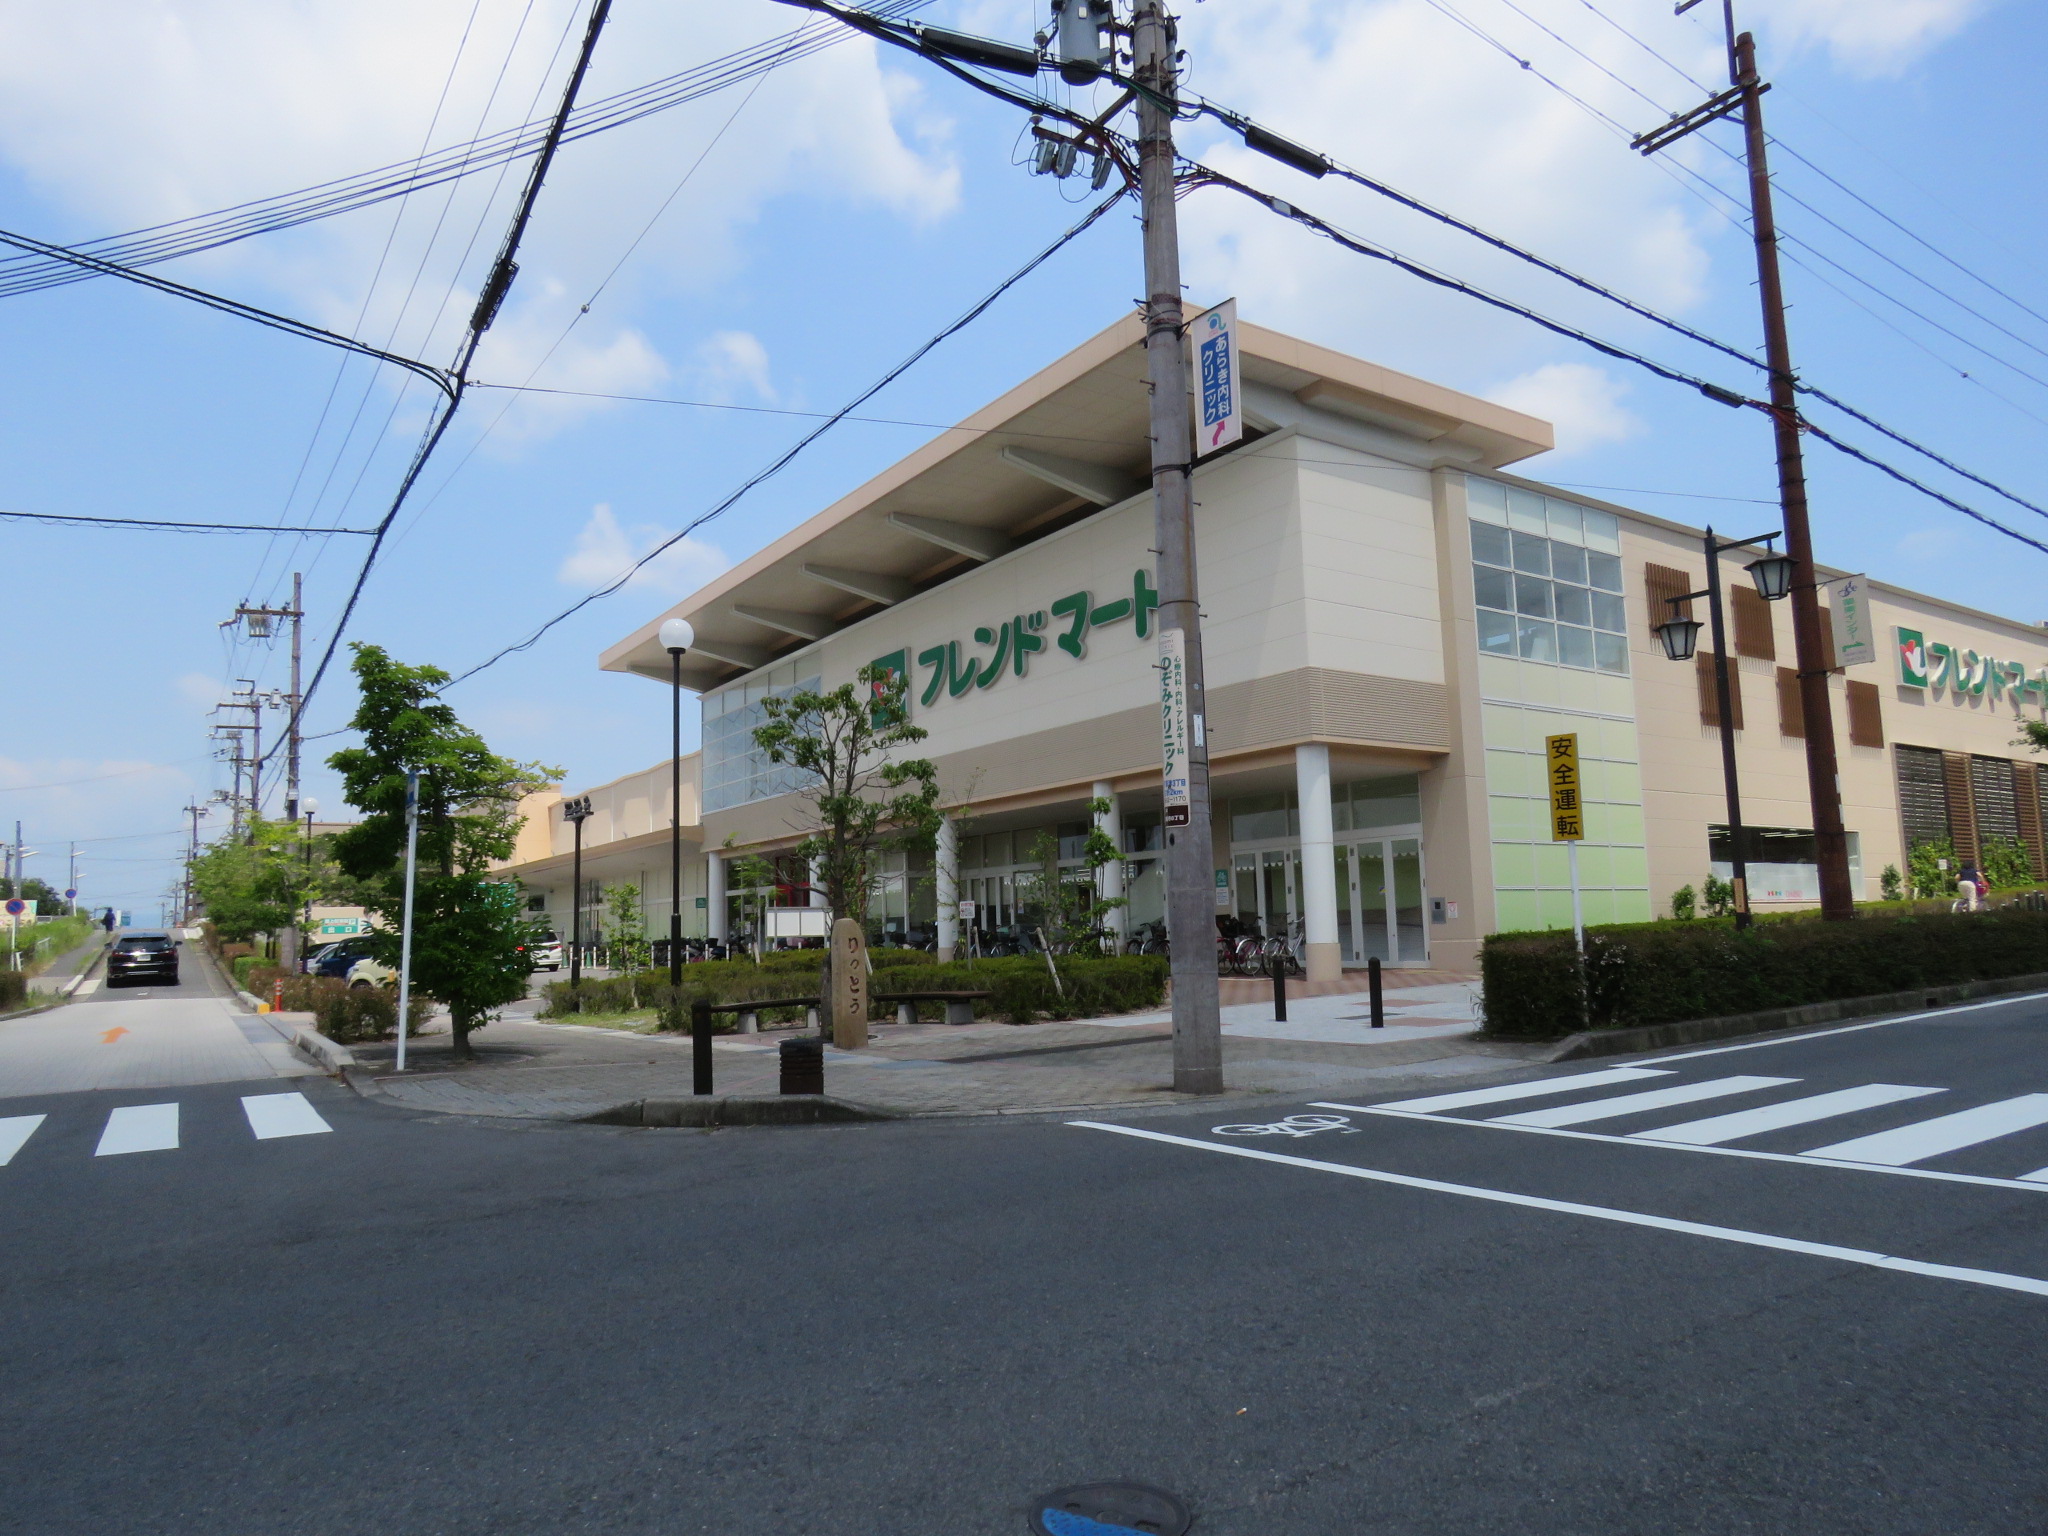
left=751, top=665, right=941, bottom=926
left=1012, top=801, right=1127, bottom=954
left=1669, top=884, right=1696, bottom=920
left=1907, top=838, right=1957, bottom=899
left=328, top=645, right=559, bottom=1057
left=603, top=882, right=649, bottom=971
left=1981, top=834, right=2034, bottom=890
left=190, top=816, right=319, bottom=945
left=1879, top=864, right=1904, bottom=901
left=1700, top=872, right=1734, bottom=918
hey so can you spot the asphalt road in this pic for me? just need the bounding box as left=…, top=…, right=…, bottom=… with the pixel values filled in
left=4, top=987, right=2048, bottom=1533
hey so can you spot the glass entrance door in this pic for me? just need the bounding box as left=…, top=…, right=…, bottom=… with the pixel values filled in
left=1231, top=847, right=1301, bottom=941
left=1339, top=837, right=1427, bottom=965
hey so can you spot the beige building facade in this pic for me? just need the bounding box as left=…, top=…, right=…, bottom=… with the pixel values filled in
left=508, top=315, right=2048, bottom=974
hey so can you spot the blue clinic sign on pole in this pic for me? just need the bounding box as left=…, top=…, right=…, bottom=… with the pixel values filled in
left=1192, top=298, right=1241, bottom=458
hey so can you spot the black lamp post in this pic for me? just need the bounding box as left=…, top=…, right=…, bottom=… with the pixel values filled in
left=1652, top=525, right=1789, bottom=930
left=561, top=794, right=593, bottom=1006
left=659, top=618, right=695, bottom=990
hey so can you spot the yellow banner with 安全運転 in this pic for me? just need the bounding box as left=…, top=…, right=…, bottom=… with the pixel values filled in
left=1546, top=732, right=1584, bottom=842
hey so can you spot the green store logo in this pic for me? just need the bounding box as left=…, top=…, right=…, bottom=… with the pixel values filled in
left=1896, top=626, right=2047, bottom=704
left=872, top=569, right=1159, bottom=710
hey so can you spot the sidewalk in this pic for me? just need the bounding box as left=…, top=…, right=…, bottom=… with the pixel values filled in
left=344, top=973, right=1536, bottom=1122
left=24, top=929, right=110, bottom=999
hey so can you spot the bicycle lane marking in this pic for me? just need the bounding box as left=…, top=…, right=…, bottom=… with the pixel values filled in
left=1067, top=1119, right=2048, bottom=1302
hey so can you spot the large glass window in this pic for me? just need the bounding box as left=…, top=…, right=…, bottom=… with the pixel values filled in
left=701, top=665, right=821, bottom=812
left=1468, top=478, right=1628, bottom=676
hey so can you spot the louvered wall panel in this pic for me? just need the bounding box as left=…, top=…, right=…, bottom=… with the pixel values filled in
left=1971, top=755, right=2021, bottom=849
left=1776, top=666, right=1804, bottom=738
left=1644, top=563, right=1695, bottom=638
left=1731, top=586, right=1775, bottom=659
left=1895, top=745, right=1949, bottom=851
left=1695, top=650, right=1743, bottom=729
left=1944, top=751, right=1979, bottom=864
left=2013, top=761, right=2047, bottom=880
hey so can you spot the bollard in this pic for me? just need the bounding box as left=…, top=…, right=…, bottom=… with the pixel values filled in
left=1270, top=954, right=1287, bottom=1021
left=691, top=1000, right=714, bottom=1097
left=1368, top=955, right=1384, bottom=1028
left=779, top=1035, right=824, bottom=1095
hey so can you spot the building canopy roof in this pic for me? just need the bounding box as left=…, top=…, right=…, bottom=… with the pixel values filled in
left=600, top=313, right=1553, bottom=692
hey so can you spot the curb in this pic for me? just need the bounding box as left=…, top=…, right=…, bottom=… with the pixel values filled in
left=251, top=1007, right=357, bottom=1073
left=583, top=1095, right=896, bottom=1127
left=1535, top=970, right=2048, bottom=1062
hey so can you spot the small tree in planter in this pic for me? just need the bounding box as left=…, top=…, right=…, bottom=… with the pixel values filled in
left=751, top=665, right=942, bottom=927
left=602, top=882, right=650, bottom=972
left=1012, top=800, right=1127, bottom=954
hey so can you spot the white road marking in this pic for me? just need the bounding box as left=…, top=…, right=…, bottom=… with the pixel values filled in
left=1633, top=1084, right=1946, bottom=1146
left=0, top=1115, right=46, bottom=1165
left=1492, top=1076, right=1796, bottom=1128
left=240, top=1093, right=332, bottom=1140
left=94, top=1103, right=179, bottom=1156
left=1639, top=988, right=2048, bottom=1064
left=1374, top=1067, right=1671, bottom=1115
left=1070, top=1120, right=2048, bottom=1301
left=1804, top=1095, right=2048, bottom=1166
left=1314, top=1101, right=2048, bottom=1195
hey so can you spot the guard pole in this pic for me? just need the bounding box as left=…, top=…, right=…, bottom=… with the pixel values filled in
left=395, top=770, right=420, bottom=1073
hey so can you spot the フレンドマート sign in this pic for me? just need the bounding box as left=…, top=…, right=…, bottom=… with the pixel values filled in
left=1897, top=626, right=2048, bottom=708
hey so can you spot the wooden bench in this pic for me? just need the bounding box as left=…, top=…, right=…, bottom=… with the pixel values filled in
left=872, top=989, right=993, bottom=1026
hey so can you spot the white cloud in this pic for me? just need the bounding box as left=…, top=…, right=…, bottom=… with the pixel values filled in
left=175, top=672, right=221, bottom=709
left=1487, top=363, right=1644, bottom=457
left=0, top=1, right=959, bottom=409
left=1768, top=0, right=1988, bottom=76
left=692, top=330, right=776, bottom=404
left=557, top=503, right=729, bottom=596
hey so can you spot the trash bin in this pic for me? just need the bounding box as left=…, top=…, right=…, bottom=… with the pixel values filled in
left=779, top=1035, right=824, bottom=1096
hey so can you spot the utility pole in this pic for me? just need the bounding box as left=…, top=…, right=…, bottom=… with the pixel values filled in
left=1134, top=0, right=1223, bottom=1093
left=227, top=581, right=305, bottom=821
left=1633, top=3, right=1853, bottom=919
left=184, top=803, right=206, bottom=924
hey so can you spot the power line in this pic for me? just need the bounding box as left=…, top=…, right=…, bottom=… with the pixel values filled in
left=262, top=0, right=618, bottom=769
left=0, top=226, right=453, bottom=399
left=448, top=187, right=1130, bottom=686
left=0, top=509, right=375, bottom=535
left=0, top=4, right=932, bottom=302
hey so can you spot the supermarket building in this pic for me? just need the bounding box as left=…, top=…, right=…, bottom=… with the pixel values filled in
left=502, top=315, right=2048, bottom=977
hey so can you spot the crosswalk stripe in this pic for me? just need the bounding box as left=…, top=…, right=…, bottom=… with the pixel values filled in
left=1374, top=1067, right=1671, bottom=1115
left=1804, top=1094, right=2048, bottom=1166
left=95, top=1103, right=180, bottom=1156
left=1631, top=1084, right=1946, bottom=1147
left=1491, top=1075, right=1797, bottom=1129
left=0, top=1115, right=46, bottom=1165
left=240, top=1093, right=332, bottom=1140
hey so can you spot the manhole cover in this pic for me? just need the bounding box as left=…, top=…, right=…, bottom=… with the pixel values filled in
left=1028, top=1481, right=1192, bottom=1536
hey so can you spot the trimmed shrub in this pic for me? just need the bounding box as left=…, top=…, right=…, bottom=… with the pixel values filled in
left=274, top=976, right=431, bottom=1044
left=1482, top=906, right=2048, bottom=1038
left=876, top=955, right=1169, bottom=1023
left=0, top=970, right=28, bottom=1012
left=535, top=951, right=1168, bottom=1026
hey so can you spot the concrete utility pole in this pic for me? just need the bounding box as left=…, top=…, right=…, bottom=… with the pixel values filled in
left=1635, top=4, right=1851, bottom=919
left=1133, top=0, right=1223, bottom=1094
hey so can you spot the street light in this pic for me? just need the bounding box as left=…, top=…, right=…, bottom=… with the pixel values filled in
left=1657, top=525, right=1787, bottom=931
left=658, top=617, right=708, bottom=1097
left=560, top=794, right=593, bottom=1007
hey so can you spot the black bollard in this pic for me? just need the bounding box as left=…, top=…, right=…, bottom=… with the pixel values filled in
left=1368, top=955, right=1384, bottom=1028
left=779, top=1035, right=824, bottom=1095
left=692, top=999, right=714, bottom=1096
left=1271, top=954, right=1287, bottom=1022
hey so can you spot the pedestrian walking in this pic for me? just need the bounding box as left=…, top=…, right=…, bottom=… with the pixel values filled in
left=1958, top=862, right=1985, bottom=911
left=100, top=908, right=115, bottom=933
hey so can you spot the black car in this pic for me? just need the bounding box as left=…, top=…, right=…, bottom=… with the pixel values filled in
left=306, top=935, right=376, bottom=978
left=107, top=932, right=180, bottom=987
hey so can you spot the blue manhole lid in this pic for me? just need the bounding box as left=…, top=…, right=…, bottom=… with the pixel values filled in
left=1028, top=1481, right=1192, bottom=1536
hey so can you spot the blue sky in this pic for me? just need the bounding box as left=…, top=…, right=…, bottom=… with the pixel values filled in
left=0, top=0, right=2038, bottom=919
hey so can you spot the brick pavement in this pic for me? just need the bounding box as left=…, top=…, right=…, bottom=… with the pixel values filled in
left=346, top=976, right=1529, bottom=1122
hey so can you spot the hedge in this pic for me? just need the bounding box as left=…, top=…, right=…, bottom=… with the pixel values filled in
left=538, top=952, right=1169, bottom=1026
left=254, top=974, right=431, bottom=1043
left=0, top=970, right=27, bottom=1012
left=1482, top=906, right=2048, bottom=1038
